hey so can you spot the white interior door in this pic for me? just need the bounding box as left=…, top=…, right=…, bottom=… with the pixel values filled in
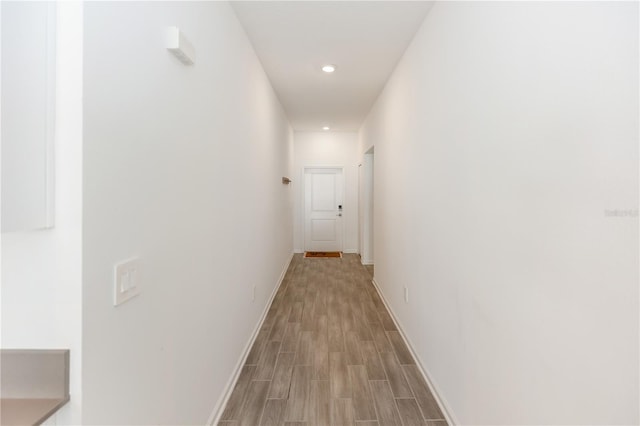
left=304, top=168, right=344, bottom=252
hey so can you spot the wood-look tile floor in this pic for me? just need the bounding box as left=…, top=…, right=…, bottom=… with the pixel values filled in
left=218, top=254, right=447, bottom=426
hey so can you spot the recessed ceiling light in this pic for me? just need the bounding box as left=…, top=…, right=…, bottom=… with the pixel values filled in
left=323, top=126, right=330, bottom=131
left=322, top=64, right=336, bottom=73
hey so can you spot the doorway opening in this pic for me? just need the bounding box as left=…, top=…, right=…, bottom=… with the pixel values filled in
left=358, top=147, right=374, bottom=266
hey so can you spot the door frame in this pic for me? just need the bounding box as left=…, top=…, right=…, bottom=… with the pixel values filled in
left=302, top=166, right=345, bottom=252
left=359, top=149, right=374, bottom=265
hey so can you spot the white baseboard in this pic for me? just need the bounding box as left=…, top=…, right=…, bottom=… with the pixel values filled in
left=371, top=278, right=459, bottom=426
left=361, top=258, right=374, bottom=265
left=207, top=251, right=294, bottom=426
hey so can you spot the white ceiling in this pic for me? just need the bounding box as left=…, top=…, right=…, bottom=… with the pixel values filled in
left=231, top=1, right=434, bottom=132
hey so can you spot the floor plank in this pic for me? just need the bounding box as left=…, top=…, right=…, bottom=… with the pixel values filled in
left=362, top=300, right=381, bottom=324
left=361, top=340, right=386, bottom=380
left=380, top=352, right=413, bottom=398
left=261, top=399, right=286, bottom=426
left=329, top=352, right=352, bottom=398
left=349, top=365, right=377, bottom=421
left=301, top=297, right=317, bottom=331
left=238, top=380, right=270, bottom=426
left=285, top=365, right=312, bottom=422
left=254, top=340, right=282, bottom=380
left=309, top=380, right=330, bottom=425
left=220, top=365, right=257, bottom=421
left=378, top=310, right=397, bottom=331
left=269, top=308, right=291, bottom=342
left=344, top=331, right=364, bottom=365
left=403, top=365, right=445, bottom=420
left=387, top=331, right=415, bottom=365
left=313, top=350, right=329, bottom=380
left=289, top=302, right=304, bottom=323
left=330, top=398, right=355, bottom=426
left=282, top=322, right=302, bottom=353
left=269, top=352, right=295, bottom=399
left=369, top=381, right=402, bottom=426
left=396, top=398, right=426, bottom=426
left=328, top=316, right=345, bottom=352
left=296, top=331, right=315, bottom=366
left=246, top=330, right=271, bottom=365
left=369, top=321, right=393, bottom=353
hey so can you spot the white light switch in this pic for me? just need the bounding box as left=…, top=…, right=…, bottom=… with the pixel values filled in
left=114, top=258, right=140, bottom=306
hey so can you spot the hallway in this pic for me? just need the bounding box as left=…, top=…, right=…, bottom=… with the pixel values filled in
left=219, top=255, right=446, bottom=426
left=2, top=1, right=637, bottom=424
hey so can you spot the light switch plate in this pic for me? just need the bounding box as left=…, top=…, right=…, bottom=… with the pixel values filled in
left=114, top=258, right=140, bottom=306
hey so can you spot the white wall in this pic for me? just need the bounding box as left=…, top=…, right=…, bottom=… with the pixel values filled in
left=293, top=132, right=358, bottom=253
left=82, top=2, right=293, bottom=424
left=1, top=2, right=83, bottom=423
left=360, top=2, right=638, bottom=424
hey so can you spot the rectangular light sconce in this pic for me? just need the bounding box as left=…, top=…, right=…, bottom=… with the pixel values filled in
left=166, top=26, right=195, bottom=65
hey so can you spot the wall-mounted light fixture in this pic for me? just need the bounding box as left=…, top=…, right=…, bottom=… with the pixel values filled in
left=166, top=26, right=195, bottom=65
left=282, top=177, right=292, bottom=185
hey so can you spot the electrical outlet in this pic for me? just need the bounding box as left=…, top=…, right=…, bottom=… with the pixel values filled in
left=404, top=286, right=409, bottom=303
left=114, top=258, right=140, bottom=306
